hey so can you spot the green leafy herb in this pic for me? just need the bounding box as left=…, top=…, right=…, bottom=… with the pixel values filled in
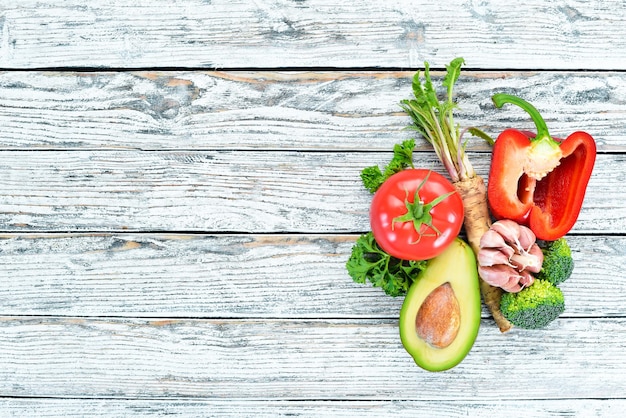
left=346, top=232, right=427, bottom=297
left=466, top=127, right=495, bottom=146
left=360, top=139, right=416, bottom=193
left=399, top=58, right=492, bottom=182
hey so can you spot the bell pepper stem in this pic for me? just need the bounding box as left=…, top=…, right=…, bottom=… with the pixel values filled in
left=492, top=93, right=551, bottom=142
left=492, top=93, right=564, bottom=180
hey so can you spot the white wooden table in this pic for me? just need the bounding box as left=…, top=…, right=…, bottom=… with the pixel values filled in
left=1, top=1, right=625, bottom=416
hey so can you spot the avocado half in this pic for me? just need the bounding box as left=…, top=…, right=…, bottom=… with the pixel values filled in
left=399, top=238, right=481, bottom=372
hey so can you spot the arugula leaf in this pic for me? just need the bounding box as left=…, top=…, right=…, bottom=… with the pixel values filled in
left=422, top=62, right=439, bottom=109
left=411, top=71, right=428, bottom=107
left=443, top=57, right=465, bottom=102
left=467, top=127, right=495, bottom=146
left=399, top=58, right=469, bottom=182
left=346, top=232, right=427, bottom=297
left=359, top=139, right=415, bottom=193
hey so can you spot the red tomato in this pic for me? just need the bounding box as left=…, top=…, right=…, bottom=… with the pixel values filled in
left=370, top=169, right=464, bottom=261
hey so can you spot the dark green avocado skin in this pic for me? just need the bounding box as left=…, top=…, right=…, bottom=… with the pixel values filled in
left=399, top=238, right=481, bottom=372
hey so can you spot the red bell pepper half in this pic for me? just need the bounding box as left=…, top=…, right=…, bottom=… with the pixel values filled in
left=488, top=94, right=596, bottom=241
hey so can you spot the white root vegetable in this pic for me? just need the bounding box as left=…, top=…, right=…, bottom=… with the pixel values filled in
left=401, top=58, right=513, bottom=331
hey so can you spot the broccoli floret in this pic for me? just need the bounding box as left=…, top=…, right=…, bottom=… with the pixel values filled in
left=536, top=238, right=574, bottom=286
left=500, top=279, right=565, bottom=329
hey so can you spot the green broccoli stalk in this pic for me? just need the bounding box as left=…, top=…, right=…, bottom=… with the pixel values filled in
left=500, top=279, right=565, bottom=329
left=536, top=238, right=574, bottom=286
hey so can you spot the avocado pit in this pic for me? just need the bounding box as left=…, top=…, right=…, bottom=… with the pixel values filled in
left=415, top=282, right=461, bottom=348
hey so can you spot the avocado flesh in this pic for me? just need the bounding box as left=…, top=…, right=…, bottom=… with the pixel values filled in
left=399, top=238, right=481, bottom=372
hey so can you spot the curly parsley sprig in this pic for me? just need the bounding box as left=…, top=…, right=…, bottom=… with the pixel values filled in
left=346, top=232, right=427, bottom=297
left=360, top=139, right=415, bottom=193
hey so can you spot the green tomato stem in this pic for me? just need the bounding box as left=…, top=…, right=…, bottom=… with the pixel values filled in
left=392, top=171, right=455, bottom=237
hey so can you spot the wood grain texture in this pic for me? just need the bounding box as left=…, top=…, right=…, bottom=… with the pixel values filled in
left=0, top=70, right=624, bottom=151
left=1, top=399, right=624, bottom=418
left=0, top=150, right=618, bottom=233
left=2, top=1, right=625, bottom=413
left=0, top=234, right=622, bottom=319
left=1, top=1, right=626, bottom=70
left=0, top=316, right=624, bottom=400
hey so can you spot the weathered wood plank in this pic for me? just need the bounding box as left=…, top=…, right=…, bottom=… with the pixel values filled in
left=0, top=71, right=624, bottom=151
left=0, top=234, right=621, bottom=319
left=0, top=0, right=622, bottom=414
left=0, top=151, right=618, bottom=233
left=0, top=316, right=623, bottom=399
left=1, top=1, right=626, bottom=70
left=0, top=398, right=623, bottom=418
